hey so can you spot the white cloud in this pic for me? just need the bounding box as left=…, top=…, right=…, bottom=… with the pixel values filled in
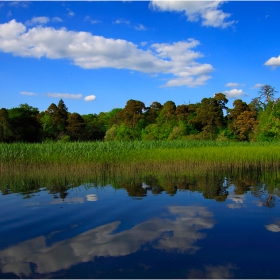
left=115, top=19, right=130, bottom=25
left=265, top=224, right=280, bottom=232
left=251, top=83, right=264, bottom=89
left=141, top=41, right=148, bottom=47
left=52, top=17, right=63, bottom=22
left=225, top=82, right=245, bottom=87
left=149, top=1, right=236, bottom=28
left=20, top=91, right=37, bottom=96
left=9, top=2, right=28, bottom=8
left=264, top=55, right=280, bottom=68
left=135, top=24, right=146, bottom=31
left=84, top=95, right=96, bottom=101
left=0, top=20, right=213, bottom=88
left=7, top=11, right=12, bottom=17
left=67, top=9, right=74, bottom=17
left=223, top=89, right=244, bottom=99
left=84, top=16, right=101, bottom=24
left=26, top=16, right=50, bottom=26
left=47, top=93, right=82, bottom=99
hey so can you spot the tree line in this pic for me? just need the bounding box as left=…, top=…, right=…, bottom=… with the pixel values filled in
left=0, top=85, right=279, bottom=143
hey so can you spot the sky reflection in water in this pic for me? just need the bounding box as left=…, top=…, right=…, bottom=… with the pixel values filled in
left=0, top=176, right=280, bottom=279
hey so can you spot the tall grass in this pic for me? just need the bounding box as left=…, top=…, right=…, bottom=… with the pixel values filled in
left=1, top=140, right=280, bottom=169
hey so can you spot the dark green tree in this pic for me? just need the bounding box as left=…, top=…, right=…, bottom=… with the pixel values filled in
left=191, top=98, right=225, bottom=139
left=66, top=113, right=86, bottom=141
left=0, top=108, right=13, bottom=142
left=8, top=104, right=40, bottom=142
left=119, top=99, right=146, bottom=129
left=145, top=101, right=163, bottom=124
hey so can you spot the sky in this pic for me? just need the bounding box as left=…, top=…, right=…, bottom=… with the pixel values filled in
left=0, top=1, right=280, bottom=115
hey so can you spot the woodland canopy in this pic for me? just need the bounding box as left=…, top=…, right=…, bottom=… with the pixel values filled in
left=1, top=85, right=279, bottom=143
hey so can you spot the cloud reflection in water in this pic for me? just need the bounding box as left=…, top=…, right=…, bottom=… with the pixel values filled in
left=0, top=206, right=214, bottom=277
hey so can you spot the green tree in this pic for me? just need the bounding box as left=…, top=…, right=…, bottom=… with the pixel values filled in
left=0, top=108, right=13, bottom=142
left=119, top=99, right=146, bottom=129
left=145, top=101, right=163, bottom=124
left=45, top=100, right=69, bottom=140
left=66, top=113, right=86, bottom=141
left=157, top=101, right=176, bottom=124
left=8, top=104, right=40, bottom=142
left=175, top=105, right=190, bottom=122
left=191, top=98, right=225, bottom=139
left=256, top=99, right=280, bottom=141
left=82, top=114, right=106, bottom=140
left=104, top=125, right=118, bottom=141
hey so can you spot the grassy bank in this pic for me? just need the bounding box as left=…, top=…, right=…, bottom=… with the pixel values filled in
left=1, top=140, right=280, bottom=169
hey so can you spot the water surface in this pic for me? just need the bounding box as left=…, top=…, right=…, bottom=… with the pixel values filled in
left=0, top=174, right=280, bottom=279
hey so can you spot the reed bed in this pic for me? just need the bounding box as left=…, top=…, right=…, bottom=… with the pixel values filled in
left=1, top=140, right=280, bottom=170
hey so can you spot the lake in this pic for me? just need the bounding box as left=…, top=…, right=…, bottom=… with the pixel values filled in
left=0, top=171, right=280, bottom=278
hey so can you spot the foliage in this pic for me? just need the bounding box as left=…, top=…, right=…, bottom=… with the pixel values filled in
left=0, top=84, right=279, bottom=143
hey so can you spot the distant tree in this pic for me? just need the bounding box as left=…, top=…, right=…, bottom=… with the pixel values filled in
left=119, top=99, right=146, bottom=129
left=214, top=93, right=228, bottom=110
left=232, top=110, right=258, bottom=141
left=66, top=113, right=86, bottom=141
left=192, top=98, right=225, bottom=139
left=45, top=100, right=68, bottom=140
left=258, top=84, right=277, bottom=105
left=157, top=101, right=176, bottom=124
left=175, top=105, right=189, bottom=122
left=0, top=108, right=13, bottom=142
left=145, top=101, right=163, bottom=124
left=82, top=114, right=106, bottom=140
left=8, top=104, right=40, bottom=142
left=104, top=125, right=118, bottom=141
left=57, top=99, right=68, bottom=132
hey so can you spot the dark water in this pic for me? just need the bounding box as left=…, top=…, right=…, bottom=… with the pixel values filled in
left=0, top=174, right=280, bottom=279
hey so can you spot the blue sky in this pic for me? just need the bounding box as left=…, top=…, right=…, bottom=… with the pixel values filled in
left=0, top=1, right=280, bottom=115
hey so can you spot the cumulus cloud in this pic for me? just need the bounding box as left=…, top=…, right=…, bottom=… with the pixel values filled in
left=84, top=95, right=96, bottom=101
left=47, top=93, right=82, bottom=99
left=225, top=82, right=245, bottom=87
left=135, top=24, right=146, bottom=31
left=9, top=2, right=28, bottom=8
left=149, top=1, right=236, bottom=28
left=25, top=16, right=50, bottom=26
left=52, top=17, right=63, bottom=22
left=20, top=91, right=37, bottom=96
left=85, top=16, right=101, bottom=24
left=264, top=55, right=280, bottom=68
left=67, top=9, right=74, bottom=17
left=251, top=83, right=264, bottom=89
left=0, top=20, right=213, bottom=88
left=115, top=19, right=130, bottom=25
left=26, top=16, right=63, bottom=26
left=250, top=83, right=265, bottom=90
left=223, top=89, right=244, bottom=99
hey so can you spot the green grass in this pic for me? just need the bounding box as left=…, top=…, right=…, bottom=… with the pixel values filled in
left=1, top=140, right=280, bottom=195
left=1, top=140, right=280, bottom=169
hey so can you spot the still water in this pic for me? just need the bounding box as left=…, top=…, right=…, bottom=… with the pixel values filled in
left=0, top=174, right=280, bottom=279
